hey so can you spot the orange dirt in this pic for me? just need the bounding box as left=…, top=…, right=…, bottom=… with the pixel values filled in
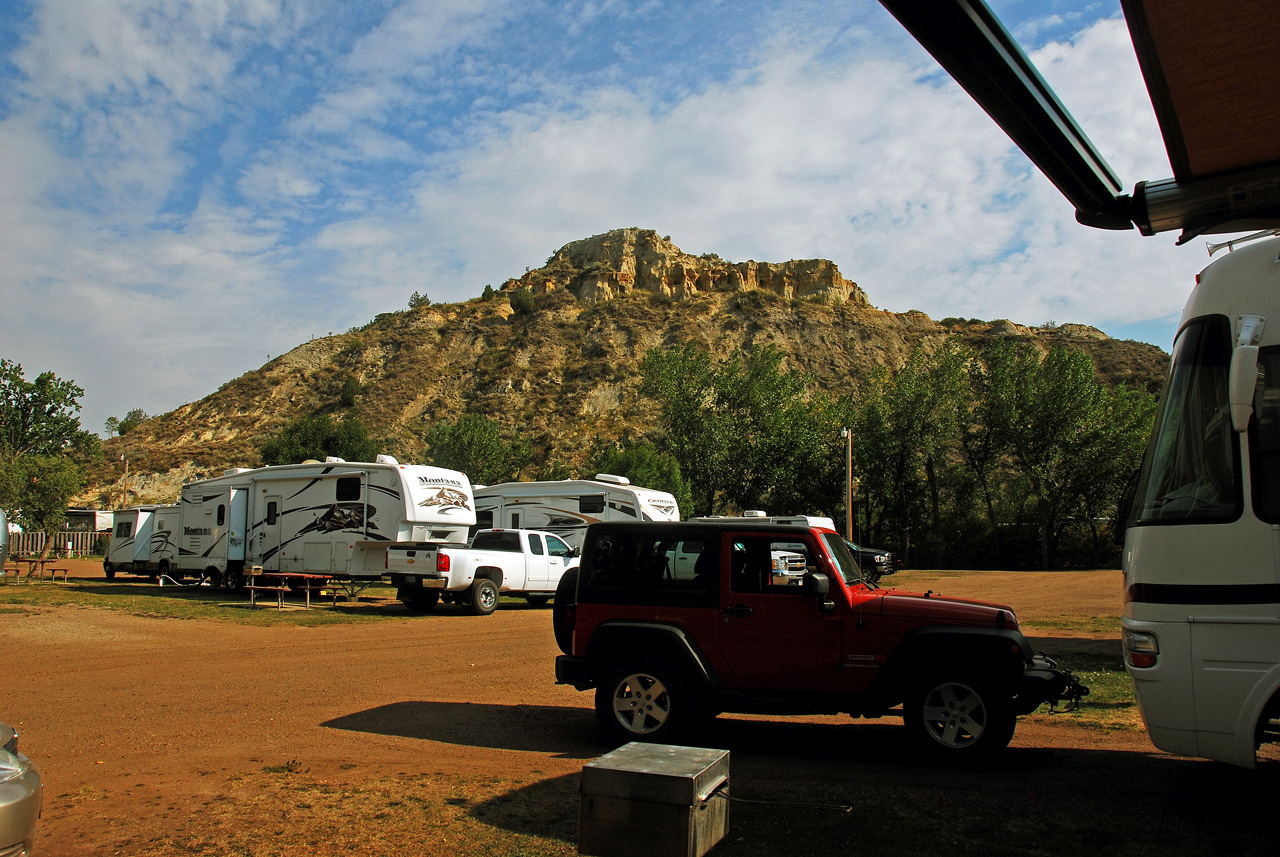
left=2, top=563, right=1277, bottom=856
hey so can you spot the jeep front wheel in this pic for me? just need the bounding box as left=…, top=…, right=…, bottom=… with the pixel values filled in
left=905, top=673, right=1015, bottom=755
left=596, top=658, right=694, bottom=744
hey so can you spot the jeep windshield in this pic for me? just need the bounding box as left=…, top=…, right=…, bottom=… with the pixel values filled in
left=820, top=532, right=862, bottom=586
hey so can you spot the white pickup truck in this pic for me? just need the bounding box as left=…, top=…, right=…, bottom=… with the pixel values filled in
left=383, top=528, right=580, bottom=615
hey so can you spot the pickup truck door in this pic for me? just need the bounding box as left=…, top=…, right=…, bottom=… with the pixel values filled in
left=714, top=534, right=846, bottom=691
left=524, top=533, right=551, bottom=588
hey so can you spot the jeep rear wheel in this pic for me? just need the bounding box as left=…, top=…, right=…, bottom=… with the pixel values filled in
left=906, top=673, right=1015, bottom=755
left=596, top=658, right=695, bottom=744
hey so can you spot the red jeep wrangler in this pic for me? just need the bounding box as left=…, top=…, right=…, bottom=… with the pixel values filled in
left=553, top=521, right=1086, bottom=755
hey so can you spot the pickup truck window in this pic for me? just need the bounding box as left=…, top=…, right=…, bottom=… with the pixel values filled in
left=547, top=535, right=572, bottom=557
left=528, top=534, right=544, bottom=555
left=471, top=531, right=522, bottom=552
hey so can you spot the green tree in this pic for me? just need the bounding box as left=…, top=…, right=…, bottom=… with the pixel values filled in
left=105, top=408, right=150, bottom=437
left=587, top=437, right=694, bottom=517
left=259, top=414, right=380, bottom=466
left=423, top=414, right=531, bottom=485
left=848, top=340, right=970, bottom=562
left=508, top=287, right=536, bottom=316
left=408, top=290, right=431, bottom=309
left=641, top=344, right=842, bottom=517
left=0, top=359, right=100, bottom=558
left=987, top=345, right=1155, bottom=569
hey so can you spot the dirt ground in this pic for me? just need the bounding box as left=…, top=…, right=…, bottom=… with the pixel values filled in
left=2, top=562, right=1278, bottom=856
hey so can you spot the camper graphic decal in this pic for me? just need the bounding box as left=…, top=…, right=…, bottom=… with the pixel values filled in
left=295, top=502, right=374, bottom=537
left=418, top=487, right=472, bottom=513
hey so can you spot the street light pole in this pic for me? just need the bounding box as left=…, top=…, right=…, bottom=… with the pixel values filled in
left=840, top=428, right=852, bottom=541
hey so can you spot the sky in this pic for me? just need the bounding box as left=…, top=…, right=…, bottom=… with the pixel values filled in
left=0, top=0, right=1215, bottom=437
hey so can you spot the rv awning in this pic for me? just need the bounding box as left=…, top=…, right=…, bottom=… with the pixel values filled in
left=878, top=0, right=1280, bottom=241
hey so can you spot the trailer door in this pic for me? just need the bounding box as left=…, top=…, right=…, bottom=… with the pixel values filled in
left=258, top=494, right=282, bottom=571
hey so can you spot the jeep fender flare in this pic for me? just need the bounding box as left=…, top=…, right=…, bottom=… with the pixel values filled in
left=871, top=626, right=1032, bottom=704
left=583, top=622, right=719, bottom=690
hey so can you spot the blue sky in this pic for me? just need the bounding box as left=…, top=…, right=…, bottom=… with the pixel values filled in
left=2, top=0, right=1202, bottom=437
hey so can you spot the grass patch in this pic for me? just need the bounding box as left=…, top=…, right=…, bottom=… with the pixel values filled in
left=0, top=581, right=404, bottom=626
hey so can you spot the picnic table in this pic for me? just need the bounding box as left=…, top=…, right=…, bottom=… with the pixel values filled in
left=245, top=568, right=333, bottom=609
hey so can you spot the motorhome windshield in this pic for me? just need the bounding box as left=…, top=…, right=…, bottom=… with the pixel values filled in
left=1131, top=315, right=1241, bottom=525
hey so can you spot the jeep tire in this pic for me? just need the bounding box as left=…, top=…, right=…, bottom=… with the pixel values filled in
left=595, top=657, right=696, bottom=744
left=905, top=671, right=1015, bottom=756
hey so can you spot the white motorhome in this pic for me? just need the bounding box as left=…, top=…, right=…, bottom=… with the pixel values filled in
left=1122, top=232, right=1280, bottom=767
left=178, top=456, right=474, bottom=590
left=104, top=505, right=180, bottom=580
left=471, top=474, right=680, bottom=548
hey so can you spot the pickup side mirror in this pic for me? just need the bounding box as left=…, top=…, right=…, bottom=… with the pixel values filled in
left=804, top=572, right=835, bottom=613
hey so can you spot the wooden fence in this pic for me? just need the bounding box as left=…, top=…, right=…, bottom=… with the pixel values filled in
left=8, top=530, right=106, bottom=558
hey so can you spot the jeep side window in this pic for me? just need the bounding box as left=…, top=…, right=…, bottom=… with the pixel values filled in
left=731, top=537, right=812, bottom=593
left=587, top=533, right=715, bottom=595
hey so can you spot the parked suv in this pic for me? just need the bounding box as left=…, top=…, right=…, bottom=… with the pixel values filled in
left=553, top=521, right=1086, bottom=755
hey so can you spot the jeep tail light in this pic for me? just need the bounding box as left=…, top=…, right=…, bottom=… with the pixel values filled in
left=1123, top=629, right=1159, bottom=668
left=437, top=553, right=450, bottom=573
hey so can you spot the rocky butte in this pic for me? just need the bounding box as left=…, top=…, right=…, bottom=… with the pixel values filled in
left=81, top=227, right=1169, bottom=507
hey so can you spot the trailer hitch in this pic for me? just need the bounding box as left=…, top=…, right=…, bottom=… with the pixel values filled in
left=1050, top=669, right=1089, bottom=712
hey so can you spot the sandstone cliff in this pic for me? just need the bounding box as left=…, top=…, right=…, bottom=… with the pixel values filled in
left=83, top=228, right=1168, bottom=507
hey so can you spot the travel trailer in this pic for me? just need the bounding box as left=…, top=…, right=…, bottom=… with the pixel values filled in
left=177, top=456, right=474, bottom=590
left=471, top=474, right=680, bottom=548
left=104, top=505, right=180, bottom=580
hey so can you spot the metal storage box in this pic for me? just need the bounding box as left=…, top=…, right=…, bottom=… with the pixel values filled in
left=578, top=743, right=730, bottom=857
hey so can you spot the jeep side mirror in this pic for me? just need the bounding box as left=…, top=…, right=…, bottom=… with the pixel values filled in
left=804, top=572, right=835, bottom=613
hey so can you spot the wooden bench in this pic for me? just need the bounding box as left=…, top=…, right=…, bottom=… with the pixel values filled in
left=246, top=584, right=290, bottom=609
left=45, top=567, right=70, bottom=583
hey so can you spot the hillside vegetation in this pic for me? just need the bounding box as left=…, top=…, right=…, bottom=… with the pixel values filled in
left=84, top=227, right=1168, bottom=507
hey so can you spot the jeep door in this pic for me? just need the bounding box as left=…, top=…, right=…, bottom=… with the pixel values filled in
left=714, top=533, right=847, bottom=691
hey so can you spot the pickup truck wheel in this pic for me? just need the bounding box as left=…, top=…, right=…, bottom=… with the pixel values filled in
left=596, top=658, right=694, bottom=744
left=400, top=588, right=440, bottom=613
left=468, top=579, right=499, bottom=615
left=552, top=567, right=579, bottom=655
left=906, top=672, right=1015, bottom=755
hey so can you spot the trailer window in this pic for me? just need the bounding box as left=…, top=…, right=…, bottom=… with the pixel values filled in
left=217, top=505, right=226, bottom=527
left=114, top=522, right=133, bottom=538
left=336, top=477, right=361, bottom=502
left=1249, top=347, right=1280, bottom=522
left=579, top=495, right=605, bottom=514
left=266, top=501, right=278, bottom=526
left=1131, top=316, right=1241, bottom=524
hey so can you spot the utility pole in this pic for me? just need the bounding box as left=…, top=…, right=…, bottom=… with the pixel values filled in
left=840, top=428, right=853, bottom=541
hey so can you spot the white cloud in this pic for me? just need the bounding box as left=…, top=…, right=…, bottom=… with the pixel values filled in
left=1, top=1, right=1201, bottom=439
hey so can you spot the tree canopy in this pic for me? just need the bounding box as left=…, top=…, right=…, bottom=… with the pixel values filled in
left=259, top=414, right=380, bottom=466
left=0, top=359, right=99, bottom=546
left=423, top=413, right=531, bottom=486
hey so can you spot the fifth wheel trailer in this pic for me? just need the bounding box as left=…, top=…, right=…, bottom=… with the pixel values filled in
left=177, top=456, right=475, bottom=590
left=471, top=474, right=680, bottom=548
